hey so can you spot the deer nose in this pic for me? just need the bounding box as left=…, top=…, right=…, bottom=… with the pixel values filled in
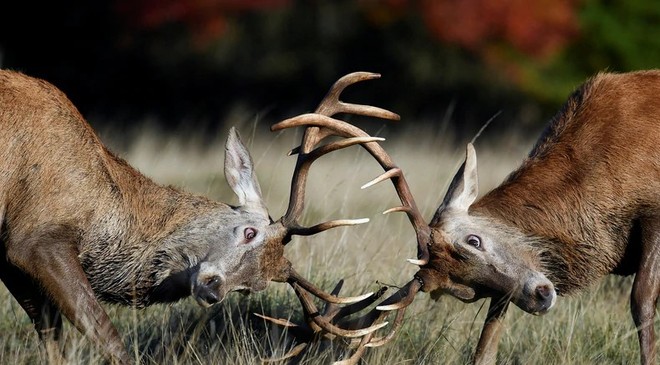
left=536, top=284, right=553, bottom=301
left=533, top=282, right=556, bottom=313
left=520, top=276, right=556, bottom=314
left=194, top=275, right=222, bottom=307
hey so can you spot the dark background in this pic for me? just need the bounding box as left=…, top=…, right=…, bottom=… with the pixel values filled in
left=1, top=0, right=658, bottom=141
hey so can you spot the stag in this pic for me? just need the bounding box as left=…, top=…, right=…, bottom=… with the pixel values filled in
left=276, top=69, right=660, bottom=364
left=0, top=70, right=402, bottom=364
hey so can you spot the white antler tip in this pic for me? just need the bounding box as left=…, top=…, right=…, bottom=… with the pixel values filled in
left=376, top=303, right=399, bottom=311
left=382, top=206, right=406, bottom=215
left=406, top=258, right=426, bottom=265
left=338, top=291, right=374, bottom=303
left=360, top=182, right=373, bottom=190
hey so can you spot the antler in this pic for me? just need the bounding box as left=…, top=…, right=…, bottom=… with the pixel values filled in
left=261, top=72, right=430, bottom=363
left=257, top=72, right=404, bottom=363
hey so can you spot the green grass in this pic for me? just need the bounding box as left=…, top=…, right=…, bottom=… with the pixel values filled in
left=0, top=121, right=655, bottom=364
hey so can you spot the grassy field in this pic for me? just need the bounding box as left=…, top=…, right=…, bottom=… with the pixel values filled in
left=0, top=119, right=652, bottom=364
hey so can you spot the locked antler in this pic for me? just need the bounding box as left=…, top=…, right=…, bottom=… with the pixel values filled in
left=260, top=72, right=429, bottom=364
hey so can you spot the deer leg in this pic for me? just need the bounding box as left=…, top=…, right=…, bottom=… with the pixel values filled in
left=5, top=225, right=131, bottom=365
left=0, top=220, right=66, bottom=362
left=473, top=296, right=509, bottom=365
left=0, top=260, right=65, bottom=363
left=631, top=217, right=660, bottom=365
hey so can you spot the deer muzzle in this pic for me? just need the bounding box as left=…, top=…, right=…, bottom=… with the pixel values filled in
left=193, top=275, right=225, bottom=307
left=519, top=275, right=556, bottom=315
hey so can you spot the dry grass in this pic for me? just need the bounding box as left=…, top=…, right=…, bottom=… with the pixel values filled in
left=0, top=118, right=652, bottom=364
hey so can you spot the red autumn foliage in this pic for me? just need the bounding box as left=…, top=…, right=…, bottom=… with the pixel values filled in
left=419, top=0, right=581, bottom=59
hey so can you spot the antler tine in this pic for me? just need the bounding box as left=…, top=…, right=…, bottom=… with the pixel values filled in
left=333, top=333, right=377, bottom=365
left=292, top=282, right=389, bottom=338
left=261, top=342, right=308, bottom=363
left=258, top=280, right=389, bottom=364
left=288, top=270, right=375, bottom=304
left=334, top=278, right=423, bottom=358
left=314, top=72, right=400, bottom=120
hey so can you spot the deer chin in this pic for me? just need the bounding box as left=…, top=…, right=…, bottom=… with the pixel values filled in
left=514, top=296, right=556, bottom=316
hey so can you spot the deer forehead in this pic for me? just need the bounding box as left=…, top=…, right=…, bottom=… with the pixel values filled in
left=436, top=210, right=485, bottom=237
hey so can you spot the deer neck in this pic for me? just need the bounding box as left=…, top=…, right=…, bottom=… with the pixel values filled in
left=80, top=154, right=229, bottom=307
left=471, top=166, right=627, bottom=295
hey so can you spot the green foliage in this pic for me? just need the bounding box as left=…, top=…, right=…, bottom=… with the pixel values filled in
left=579, top=0, right=660, bottom=71
left=507, top=0, right=660, bottom=104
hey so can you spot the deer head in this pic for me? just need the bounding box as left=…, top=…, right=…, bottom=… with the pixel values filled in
left=190, top=127, right=287, bottom=307
left=359, top=143, right=556, bottom=316
left=418, top=144, right=556, bottom=314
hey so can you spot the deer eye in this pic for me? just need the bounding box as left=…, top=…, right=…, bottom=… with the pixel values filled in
left=244, top=227, right=257, bottom=241
left=466, top=235, right=481, bottom=249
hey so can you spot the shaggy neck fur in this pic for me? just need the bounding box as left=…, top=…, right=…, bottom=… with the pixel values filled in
left=79, top=151, right=229, bottom=307
left=471, top=73, right=644, bottom=295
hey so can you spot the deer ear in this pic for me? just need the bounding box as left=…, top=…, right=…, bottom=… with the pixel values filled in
left=432, top=143, right=478, bottom=221
left=224, top=127, right=268, bottom=214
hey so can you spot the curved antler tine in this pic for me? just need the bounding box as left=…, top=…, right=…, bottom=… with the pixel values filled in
left=315, top=72, right=398, bottom=119
left=364, top=308, right=407, bottom=348
left=376, top=278, right=422, bottom=311
left=288, top=218, right=369, bottom=237
left=272, top=113, right=363, bottom=134
left=361, top=167, right=432, bottom=265
left=254, top=313, right=299, bottom=328
left=332, top=334, right=375, bottom=365
left=335, top=102, right=401, bottom=121
left=330, top=278, right=421, bottom=346
left=331, top=285, right=388, bottom=321
left=288, top=270, right=374, bottom=304
left=361, top=167, right=402, bottom=189
left=292, top=282, right=389, bottom=337
left=366, top=280, right=421, bottom=347
left=309, top=136, right=386, bottom=160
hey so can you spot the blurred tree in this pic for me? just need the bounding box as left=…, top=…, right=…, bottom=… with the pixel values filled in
left=1, top=0, right=657, bottom=138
